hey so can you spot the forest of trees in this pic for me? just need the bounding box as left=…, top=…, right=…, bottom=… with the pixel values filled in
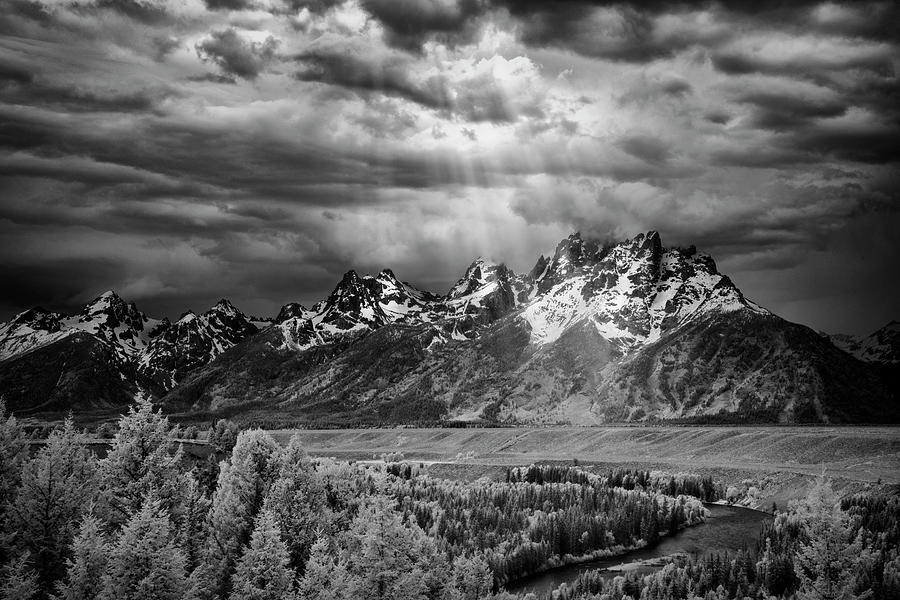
left=0, top=398, right=896, bottom=600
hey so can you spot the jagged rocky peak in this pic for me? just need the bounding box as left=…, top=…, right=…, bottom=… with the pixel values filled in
left=317, top=269, right=387, bottom=329
left=276, top=302, right=310, bottom=323
left=446, top=258, right=514, bottom=301
left=552, top=232, right=603, bottom=268
left=10, top=307, right=62, bottom=332
left=209, top=298, right=241, bottom=317
left=203, top=298, right=256, bottom=335
left=369, top=268, right=412, bottom=298
left=528, top=255, right=549, bottom=281
left=79, top=290, right=149, bottom=332
left=534, top=231, right=617, bottom=294
left=324, top=270, right=373, bottom=306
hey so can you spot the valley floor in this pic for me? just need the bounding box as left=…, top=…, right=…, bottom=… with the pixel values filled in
left=278, top=425, right=900, bottom=506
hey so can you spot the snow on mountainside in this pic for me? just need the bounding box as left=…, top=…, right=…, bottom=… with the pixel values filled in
left=519, top=232, right=764, bottom=350
left=137, top=299, right=259, bottom=390
left=0, top=291, right=162, bottom=364
left=830, top=322, right=900, bottom=364
left=0, top=292, right=260, bottom=414
left=275, top=269, right=443, bottom=351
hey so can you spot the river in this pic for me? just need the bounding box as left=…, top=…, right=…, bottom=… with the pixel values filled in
left=504, top=503, right=773, bottom=597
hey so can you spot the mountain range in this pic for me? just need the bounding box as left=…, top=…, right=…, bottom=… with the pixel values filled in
left=1, top=231, right=897, bottom=425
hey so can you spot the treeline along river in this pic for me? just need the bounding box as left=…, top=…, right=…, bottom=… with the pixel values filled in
left=506, top=503, right=772, bottom=596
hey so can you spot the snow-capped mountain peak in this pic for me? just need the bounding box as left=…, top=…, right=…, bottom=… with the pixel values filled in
left=519, top=231, right=762, bottom=350
left=137, top=298, right=259, bottom=389
left=446, top=258, right=513, bottom=301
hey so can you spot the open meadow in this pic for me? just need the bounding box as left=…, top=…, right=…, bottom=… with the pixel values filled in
left=280, top=425, right=900, bottom=506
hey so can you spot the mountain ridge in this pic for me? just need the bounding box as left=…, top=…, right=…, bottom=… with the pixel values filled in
left=1, top=231, right=897, bottom=424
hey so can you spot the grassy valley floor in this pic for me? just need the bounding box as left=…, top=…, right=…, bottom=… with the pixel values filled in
left=277, top=425, right=900, bottom=506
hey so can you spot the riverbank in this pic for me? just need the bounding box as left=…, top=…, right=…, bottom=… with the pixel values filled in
left=495, top=510, right=708, bottom=588
left=504, top=503, right=773, bottom=596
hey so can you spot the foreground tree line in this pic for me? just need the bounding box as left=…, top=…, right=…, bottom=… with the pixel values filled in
left=0, top=399, right=896, bottom=600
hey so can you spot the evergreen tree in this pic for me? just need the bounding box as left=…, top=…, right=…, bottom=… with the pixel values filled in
left=55, top=513, right=108, bottom=600
left=179, top=472, right=211, bottom=572
left=207, top=419, right=239, bottom=455
left=264, top=434, right=327, bottom=572
left=97, top=398, right=187, bottom=527
left=205, top=429, right=282, bottom=597
left=183, top=564, right=217, bottom=600
left=229, top=509, right=295, bottom=600
left=0, top=554, right=38, bottom=600
left=99, top=496, right=187, bottom=600
left=442, top=555, right=494, bottom=600
left=794, top=477, right=873, bottom=600
left=7, top=417, right=98, bottom=591
left=0, top=400, right=28, bottom=563
left=341, top=495, right=431, bottom=600
left=297, top=536, right=346, bottom=600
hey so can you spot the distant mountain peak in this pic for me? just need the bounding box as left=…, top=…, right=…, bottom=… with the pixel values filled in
left=831, top=320, right=900, bottom=364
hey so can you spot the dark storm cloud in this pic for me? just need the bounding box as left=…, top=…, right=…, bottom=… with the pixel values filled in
left=293, top=41, right=534, bottom=122
left=0, top=78, right=174, bottom=113
left=710, top=49, right=895, bottom=80
left=294, top=46, right=448, bottom=109
left=360, top=0, right=488, bottom=50
left=196, top=28, right=280, bottom=80
left=0, top=62, right=32, bottom=84
left=506, top=4, right=722, bottom=62
left=709, top=147, right=815, bottom=169
left=204, top=0, right=255, bottom=9
left=789, top=125, right=900, bottom=165
left=617, top=134, right=671, bottom=165
left=735, top=90, right=848, bottom=130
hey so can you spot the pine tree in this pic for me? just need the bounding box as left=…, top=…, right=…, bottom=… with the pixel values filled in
left=178, top=472, right=211, bottom=572
left=229, top=508, right=295, bottom=600
left=264, top=434, right=327, bottom=572
left=7, top=417, right=98, bottom=591
left=341, top=495, right=431, bottom=600
left=0, top=400, right=28, bottom=564
left=794, top=476, right=874, bottom=600
left=99, top=496, right=187, bottom=600
left=97, top=398, right=187, bottom=527
left=205, top=429, right=282, bottom=597
left=55, top=513, right=108, bottom=600
left=442, top=555, right=494, bottom=600
left=297, top=536, right=346, bottom=600
left=0, top=554, right=38, bottom=600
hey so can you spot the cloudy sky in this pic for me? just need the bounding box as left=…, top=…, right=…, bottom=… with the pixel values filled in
left=1, top=0, right=898, bottom=335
